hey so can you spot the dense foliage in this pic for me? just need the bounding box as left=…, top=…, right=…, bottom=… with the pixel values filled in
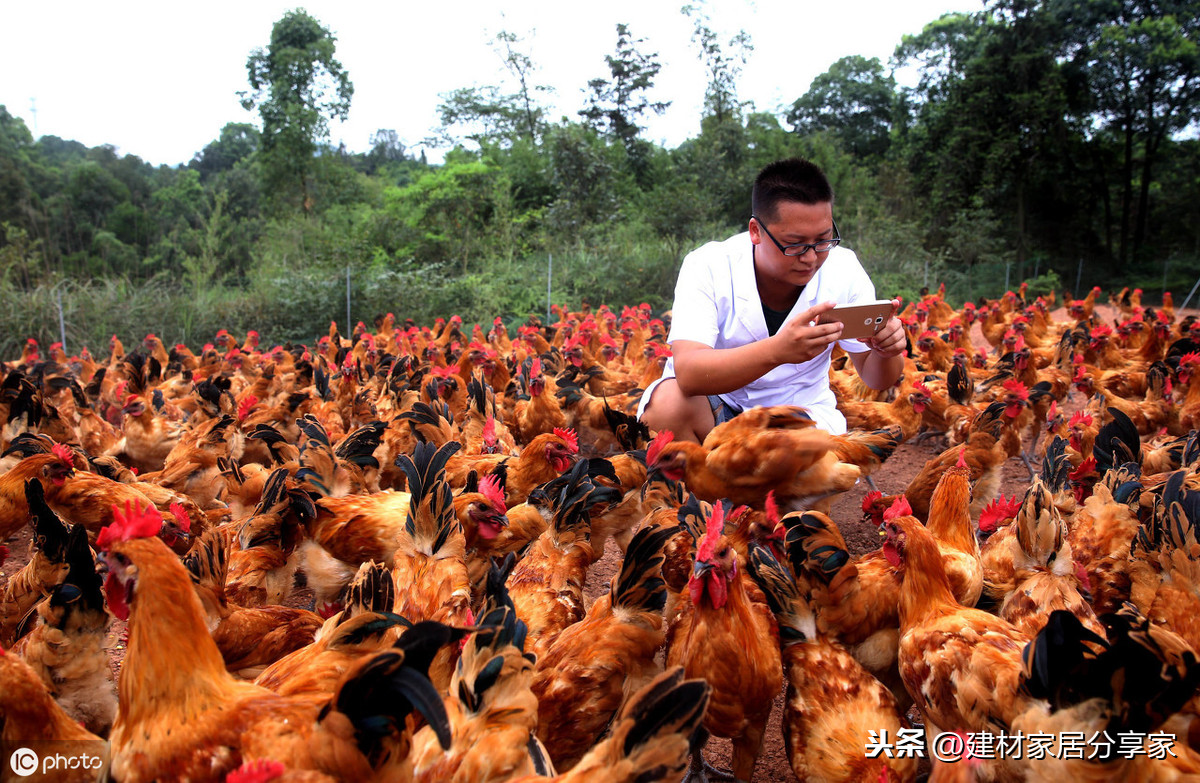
left=2, top=0, right=1198, bottom=358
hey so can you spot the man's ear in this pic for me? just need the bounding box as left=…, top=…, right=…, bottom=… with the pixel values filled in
left=748, top=217, right=762, bottom=244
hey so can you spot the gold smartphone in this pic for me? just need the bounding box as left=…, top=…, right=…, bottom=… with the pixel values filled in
left=817, top=300, right=895, bottom=340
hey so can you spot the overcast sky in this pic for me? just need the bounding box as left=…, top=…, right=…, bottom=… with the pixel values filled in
left=2, top=0, right=983, bottom=167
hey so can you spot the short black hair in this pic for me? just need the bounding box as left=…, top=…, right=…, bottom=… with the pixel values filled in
left=751, top=158, right=834, bottom=223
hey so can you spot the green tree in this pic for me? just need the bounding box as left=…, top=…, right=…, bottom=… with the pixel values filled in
left=787, top=55, right=898, bottom=158
left=191, top=123, right=260, bottom=180
left=580, top=24, right=670, bottom=151
left=682, top=3, right=754, bottom=126
left=493, top=30, right=550, bottom=143
left=432, top=86, right=530, bottom=150
left=240, top=9, right=353, bottom=215
left=1056, top=0, right=1200, bottom=265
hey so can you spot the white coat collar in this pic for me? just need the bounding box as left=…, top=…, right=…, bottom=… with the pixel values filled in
left=734, top=239, right=823, bottom=338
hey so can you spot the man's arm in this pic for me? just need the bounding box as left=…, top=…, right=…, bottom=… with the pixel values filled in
left=672, top=301, right=843, bottom=397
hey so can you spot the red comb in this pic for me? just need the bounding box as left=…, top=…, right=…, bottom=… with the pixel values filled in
left=553, top=428, right=579, bottom=454
left=1002, top=379, right=1029, bottom=399
left=646, top=430, right=674, bottom=465
left=912, top=380, right=930, bottom=396
left=764, top=491, right=779, bottom=524
left=883, top=496, right=913, bottom=521
left=478, top=474, right=507, bottom=514
left=96, top=501, right=163, bottom=550
left=169, top=503, right=191, bottom=533
left=530, top=357, right=542, bottom=378
left=697, top=501, right=725, bottom=563
left=226, top=759, right=286, bottom=783
left=861, top=490, right=883, bottom=513
left=51, top=443, right=76, bottom=468
left=1068, top=411, right=1093, bottom=428
left=237, top=395, right=258, bottom=422
left=955, top=448, right=967, bottom=469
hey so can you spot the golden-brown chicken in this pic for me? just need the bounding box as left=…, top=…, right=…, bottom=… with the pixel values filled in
left=183, top=529, right=323, bottom=677
left=665, top=500, right=783, bottom=782
left=997, top=475, right=1104, bottom=639
left=919, top=451, right=983, bottom=607
left=747, top=543, right=917, bottom=783
left=0, top=647, right=109, bottom=782
left=409, top=605, right=552, bottom=783
left=882, top=507, right=1035, bottom=782
left=449, top=428, right=581, bottom=507
left=1, top=479, right=72, bottom=646
left=513, top=357, right=567, bottom=445
left=10, top=518, right=116, bottom=737
left=506, top=460, right=597, bottom=659
left=532, top=524, right=674, bottom=770
left=98, top=500, right=455, bottom=783
left=648, top=407, right=861, bottom=513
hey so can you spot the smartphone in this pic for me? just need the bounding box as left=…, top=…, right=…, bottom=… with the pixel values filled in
left=817, top=299, right=895, bottom=340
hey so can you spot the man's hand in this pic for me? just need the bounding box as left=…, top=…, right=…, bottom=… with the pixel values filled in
left=771, top=301, right=844, bottom=364
left=859, top=299, right=905, bottom=358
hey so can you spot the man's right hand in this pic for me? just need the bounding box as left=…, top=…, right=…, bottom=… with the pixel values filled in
left=771, top=301, right=844, bottom=364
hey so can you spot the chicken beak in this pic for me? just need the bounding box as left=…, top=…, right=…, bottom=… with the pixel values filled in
left=692, top=560, right=717, bottom=579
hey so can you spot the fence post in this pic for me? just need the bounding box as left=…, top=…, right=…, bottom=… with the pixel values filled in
left=923, top=258, right=928, bottom=291
left=1182, top=276, right=1200, bottom=311
left=1005, top=261, right=1011, bottom=292
left=1163, top=258, right=1169, bottom=296
left=56, top=287, right=67, bottom=354
left=346, top=266, right=351, bottom=332
left=1075, top=259, right=1083, bottom=298
left=546, top=254, right=552, bottom=323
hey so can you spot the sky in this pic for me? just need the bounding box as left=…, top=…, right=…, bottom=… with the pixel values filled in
left=1, top=0, right=985, bottom=167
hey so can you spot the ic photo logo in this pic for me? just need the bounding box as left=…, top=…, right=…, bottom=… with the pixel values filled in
left=9, top=747, right=38, bottom=777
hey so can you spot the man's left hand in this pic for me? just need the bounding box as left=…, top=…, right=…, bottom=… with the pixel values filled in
left=859, top=302, right=905, bottom=358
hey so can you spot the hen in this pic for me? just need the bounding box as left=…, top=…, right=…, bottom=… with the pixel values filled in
left=747, top=542, right=917, bottom=783
left=532, top=524, right=675, bottom=770
left=882, top=503, right=1035, bottom=781
left=648, top=405, right=861, bottom=513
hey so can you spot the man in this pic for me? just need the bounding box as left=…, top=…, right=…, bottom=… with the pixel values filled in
left=637, top=157, right=905, bottom=441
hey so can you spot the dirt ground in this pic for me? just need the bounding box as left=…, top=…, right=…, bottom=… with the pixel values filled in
left=0, top=302, right=1153, bottom=781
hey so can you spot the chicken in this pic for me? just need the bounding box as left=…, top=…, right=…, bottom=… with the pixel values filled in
left=98, top=500, right=456, bottom=783
left=409, top=605, right=552, bottom=782
left=10, top=518, right=116, bottom=737
left=1128, top=470, right=1200, bottom=652
left=390, top=441, right=474, bottom=689
left=1068, top=465, right=1143, bottom=616
left=505, top=459, right=597, bottom=659
left=506, top=667, right=712, bottom=783
left=665, top=500, right=783, bottom=783
left=1013, top=607, right=1200, bottom=781
left=254, top=561, right=407, bottom=698
left=532, top=524, right=675, bottom=770
left=449, top=428, right=581, bottom=507
left=838, top=377, right=925, bottom=439
left=997, top=474, right=1104, bottom=639
left=919, top=450, right=983, bottom=607
left=225, top=468, right=316, bottom=609
left=882, top=504, right=1036, bottom=781
left=1, top=479, right=72, bottom=646
left=781, top=507, right=904, bottom=701
left=513, top=357, right=567, bottom=445
left=0, top=647, right=109, bottom=782
left=746, top=542, right=917, bottom=783
left=182, top=528, right=323, bottom=677
left=648, top=406, right=861, bottom=513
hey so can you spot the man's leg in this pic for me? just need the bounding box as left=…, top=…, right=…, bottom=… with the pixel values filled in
left=639, top=378, right=717, bottom=443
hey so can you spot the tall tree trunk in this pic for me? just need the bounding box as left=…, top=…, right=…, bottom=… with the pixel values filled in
left=1119, top=113, right=1135, bottom=267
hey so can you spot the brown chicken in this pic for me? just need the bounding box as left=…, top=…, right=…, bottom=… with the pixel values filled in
left=0, top=648, right=109, bottom=781
left=648, top=407, right=861, bottom=513
left=98, top=500, right=455, bottom=783
left=665, top=500, right=783, bottom=782
left=0, top=480, right=73, bottom=647
left=390, top=441, right=474, bottom=690
left=747, top=543, right=917, bottom=783
left=506, top=459, right=597, bottom=659
left=532, top=524, right=674, bottom=770
left=10, top=515, right=116, bottom=737
left=882, top=506, right=1035, bottom=782
left=409, top=605, right=552, bottom=783
left=447, top=428, right=580, bottom=507
left=183, top=529, right=323, bottom=677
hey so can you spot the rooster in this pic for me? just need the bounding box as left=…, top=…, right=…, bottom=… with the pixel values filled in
left=665, top=499, right=783, bottom=782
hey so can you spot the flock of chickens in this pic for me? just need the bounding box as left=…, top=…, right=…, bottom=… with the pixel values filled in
left=1, top=285, right=1199, bottom=783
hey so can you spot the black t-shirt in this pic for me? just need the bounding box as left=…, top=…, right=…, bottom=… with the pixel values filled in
left=763, top=303, right=791, bottom=336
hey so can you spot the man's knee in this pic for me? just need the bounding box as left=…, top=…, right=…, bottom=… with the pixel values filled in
left=640, top=379, right=714, bottom=442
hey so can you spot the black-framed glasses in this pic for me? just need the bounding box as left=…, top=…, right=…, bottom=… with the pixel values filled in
left=753, top=215, right=841, bottom=257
